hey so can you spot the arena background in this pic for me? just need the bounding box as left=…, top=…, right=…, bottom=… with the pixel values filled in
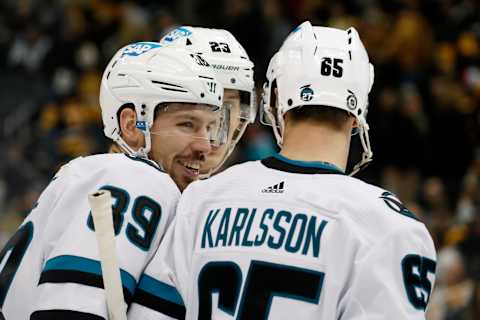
left=0, top=0, right=479, bottom=318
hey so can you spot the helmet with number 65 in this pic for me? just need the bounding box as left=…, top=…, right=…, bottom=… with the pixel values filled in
left=262, top=21, right=375, bottom=175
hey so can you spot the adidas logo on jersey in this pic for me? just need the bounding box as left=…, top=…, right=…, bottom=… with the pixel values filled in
left=262, top=181, right=285, bottom=193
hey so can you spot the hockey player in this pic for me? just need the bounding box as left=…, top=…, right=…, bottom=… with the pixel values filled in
left=159, top=26, right=256, bottom=176
left=128, top=22, right=437, bottom=319
left=0, top=42, right=225, bottom=319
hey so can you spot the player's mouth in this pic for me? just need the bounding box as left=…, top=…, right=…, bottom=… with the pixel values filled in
left=179, top=160, right=201, bottom=178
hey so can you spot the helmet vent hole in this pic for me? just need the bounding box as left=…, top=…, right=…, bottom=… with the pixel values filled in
left=288, top=99, right=293, bottom=106
left=358, top=109, right=362, bottom=115
left=201, top=93, right=205, bottom=98
left=348, top=51, right=352, bottom=60
left=107, top=71, right=111, bottom=79
left=348, top=38, right=352, bottom=45
left=231, top=78, right=236, bottom=84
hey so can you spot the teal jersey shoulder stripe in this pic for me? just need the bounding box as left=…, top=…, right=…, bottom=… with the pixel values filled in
left=43, top=255, right=137, bottom=295
left=137, top=274, right=184, bottom=306
left=273, top=153, right=344, bottom=173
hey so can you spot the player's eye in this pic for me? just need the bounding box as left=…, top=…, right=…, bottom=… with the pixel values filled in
left=177, top=121, right=194, bottom=128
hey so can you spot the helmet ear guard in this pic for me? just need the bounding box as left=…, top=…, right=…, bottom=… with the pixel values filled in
left=262, top=22, right=375, bottom=176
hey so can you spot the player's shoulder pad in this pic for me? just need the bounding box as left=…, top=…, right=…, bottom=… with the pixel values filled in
left=346, top=177, right=425, bottom=228
left=186, top=160, right=260, bottom=193
left=179, top=161, right=259, bottom=206
left=330, top=177, right=434, bottom=249
left=72, top=153, right=162, bottom=174
left=68, top=153, right=179, bottom=192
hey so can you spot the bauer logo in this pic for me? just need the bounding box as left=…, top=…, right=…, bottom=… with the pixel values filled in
left=161, top=27, right=192, bottom=43
left=122, top=42, right=161, bottom=57
left=346, top=89, right=357, bottom=110
left=300, top=85, right=314, bottom=102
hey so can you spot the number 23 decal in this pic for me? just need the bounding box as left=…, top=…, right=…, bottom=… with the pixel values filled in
left=209, top=42, right=231, bottom=53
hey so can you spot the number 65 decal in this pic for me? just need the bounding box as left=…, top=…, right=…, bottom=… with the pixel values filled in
left=198, top=260, right=324, bottom=319
left=402, top=254, right=436, bottom=311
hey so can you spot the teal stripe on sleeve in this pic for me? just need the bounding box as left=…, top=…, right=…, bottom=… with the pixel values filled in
left=43, top=255, right=137, bottom=295
left=137, top=273, right=184, bottom=306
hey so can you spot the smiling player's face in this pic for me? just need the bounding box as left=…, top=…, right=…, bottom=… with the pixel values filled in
left=149, top=103, right=219, bottom=191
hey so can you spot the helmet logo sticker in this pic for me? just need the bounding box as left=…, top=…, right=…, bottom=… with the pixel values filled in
left=300, top=85, right=314, bottom=102
left=346, top=90, right=357, bottom=110
left=136, top=121, right=147, bottom=131
left=209, top=42, right=231, bottom=53
left=162, top=27, right=192, bottom=43
left=211, top=64, right=240, bottom=71
left=190, top=54, right=210, bottom=66
left=122, top=42, right=162, bottom=57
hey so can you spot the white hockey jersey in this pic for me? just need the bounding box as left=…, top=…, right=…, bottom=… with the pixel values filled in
left=0, top=153, right=180, bottom=320
left=128, top=154, right=437, bottom=320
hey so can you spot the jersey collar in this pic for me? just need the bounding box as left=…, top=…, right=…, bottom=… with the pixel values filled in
left=124, top=154, right=166, bottom=173
left=261, top=153, right=345, bottom=175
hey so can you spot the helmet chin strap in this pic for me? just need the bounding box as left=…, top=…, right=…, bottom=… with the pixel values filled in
left=267, top=99, right=373, bottom=176
left=349, top=122, right=373, bottom=176
left=112, top=132, right=137, bottom=156
left=113, top=127, right=166, bottom=171
left=136, top=128, right=151, bottom=158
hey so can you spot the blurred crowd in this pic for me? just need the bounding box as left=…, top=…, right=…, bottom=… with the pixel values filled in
left=0, top=0, right=479, bottom=318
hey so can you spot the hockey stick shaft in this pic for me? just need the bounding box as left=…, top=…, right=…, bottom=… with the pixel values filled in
left=88, top=191, right=127, bottom=320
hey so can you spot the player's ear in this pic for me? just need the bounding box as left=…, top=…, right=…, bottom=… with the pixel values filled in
left=119, top=107, right=145, bottom=149
left=352, top=116, right=358, bottom=128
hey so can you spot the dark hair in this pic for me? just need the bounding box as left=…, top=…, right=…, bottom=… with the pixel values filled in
left=287, top=105, right=351, bottom=130
left=153, top=102, right=169, bottom=119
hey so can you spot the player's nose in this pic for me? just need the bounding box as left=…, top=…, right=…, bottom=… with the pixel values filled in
left=190, top=137, right=212, bottom=155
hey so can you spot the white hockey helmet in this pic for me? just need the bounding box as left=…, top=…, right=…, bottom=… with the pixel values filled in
left=262, top=21, right=375, bottom=175
left=99, top=42, right=225, bottom=159
left=160, top=26, right=256, bottom=173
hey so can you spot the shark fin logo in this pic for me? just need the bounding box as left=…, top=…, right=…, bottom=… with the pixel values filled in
left=300, top=85, right=314, bottom=102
